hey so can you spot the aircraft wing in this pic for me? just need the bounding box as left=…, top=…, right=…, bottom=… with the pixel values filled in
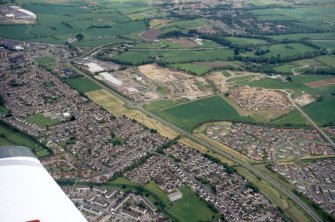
left=0, top=146, right=87, bottom=222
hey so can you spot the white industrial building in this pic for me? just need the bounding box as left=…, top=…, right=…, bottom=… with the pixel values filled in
left=99, top=72, right=123, bottom=86
left=83, top=62, right=105, bottom=73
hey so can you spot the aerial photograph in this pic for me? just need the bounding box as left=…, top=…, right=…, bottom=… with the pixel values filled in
left=0, top=0, right=334, bottom=221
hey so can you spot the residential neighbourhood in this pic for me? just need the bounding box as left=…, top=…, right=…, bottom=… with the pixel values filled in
left=205, top=122, right=333, bottom=161
left=273, top=160, right=335, bottom=216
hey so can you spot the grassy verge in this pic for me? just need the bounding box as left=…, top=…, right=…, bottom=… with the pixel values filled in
left=64, top=76, right=102, bottom=93
left=86, top=89, right=179, bottom=139
left=235, top=166, right=312, bottom=222
left=26, top=113, right=60, bottom=128
left=0, top=121, right=51, bottom=157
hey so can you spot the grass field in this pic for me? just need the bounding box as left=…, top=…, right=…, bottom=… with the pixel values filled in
left=292, top=75, right=335, bottom=84
left=0, top=1, right=147, bottom=46
left=107, top=178, right=218, bottom=222
left=145, top=99, right=187, bottom=111
left=0, top=106, right=9, bottom=115
left=251, top=6, right=335, bottom=32
left=225, top=37, right=268, bottom=46
left=170, top=63, right=210, bottom=75
left=26, top=113, right=60, bottom=128
left=64, top=76, right=101, bottom=93
left=312, top=40, right=335, bottom=50
left=0, top=122, right=51, bottom=157
left=302, top=96, right=335, bottom=126
left=227, top=76, right=256, bottom=86
left=242, top=43, right=316, bottom=59
left=271, top=58, right=326, bottom=74
left=36, top=56, right=55, bottom=65
left=271, top=96, right=335, bottom=127
left=114, top=48, right=234, bottom=65
left=249, top=77, right=318, bottom=96
left=315, top=55, right=335, bottom=69
left=169, top=61, right=241, bottom=75
left=166, top=186, right=219, bottom=222
left=268, top=32, right=335, bottom=41
left=270, top=110, right=308, bottom=126
left=153, top=95, right=254, bottom=131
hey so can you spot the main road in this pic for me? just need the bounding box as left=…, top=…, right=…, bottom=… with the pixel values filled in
left=71, top=64, right=322, bottom=222
left=282, top=90, right=335, bottom=148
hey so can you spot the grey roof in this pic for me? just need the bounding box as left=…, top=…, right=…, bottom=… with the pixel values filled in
left=0, top=146, right=36, bottom=159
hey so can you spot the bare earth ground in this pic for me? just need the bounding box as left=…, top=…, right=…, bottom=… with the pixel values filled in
left=139, top=29, right=161, bottom=41
left=304, top=77, right=335, bottom=88
left=230, top=86, right=291, bottom=111
left=138, top=64, right=183, bottom=83
left=166, top=38, right=198, bottom=47
left=138, top=64, right=213, bottom=99
left=292, top=93, right=316, bottom=106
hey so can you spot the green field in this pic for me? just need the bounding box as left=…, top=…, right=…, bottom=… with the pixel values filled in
left=107, top=178, right=217, bottom=222
left=315, top=55, right=335, bottom=69
left=36, top=56, right=55, bottom=65
left=225, top=37, right=268, bottom=46
left=64, top=76, right=101, bottom=93
left=170, top=63, right=210, bottom=75
left=228, top=76, right=256, bottom=86
left=292, top=75, right=335, bottom=84
left=0, top=106, right=9, bottom=115
left=160, top=39, right=222, bottom=49
left=272, top=96, right=335, bottom=127
left=270, top=110, right=308, bottom=126
left=26, top=113, right=60, bottom=128
left=0, top=122, right=51, bottom=157
left=0, top=2, right=147, bottom=46
left=268, top=32, right=335, bottom=41
left=166, top=186, right=218, bottom=222
left=251, top=6, right=335, bottom=32
left=114, top=48, right=234, bottom=65
left=145, top=99, right=187, bottom=111
left=270, top=57, right=329, bottom=74
left=312, top=40, right=335, bottom=50
left=152, top=95, right=254, bottom=131
left=242, top=43, right=316, bottom=59
left=302, top=96, right=335, bottom=126
left=249, top=77, right=318, bottom=96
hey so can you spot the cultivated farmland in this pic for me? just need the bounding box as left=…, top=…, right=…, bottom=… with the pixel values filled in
left=152, top=95, right=254, bottom=131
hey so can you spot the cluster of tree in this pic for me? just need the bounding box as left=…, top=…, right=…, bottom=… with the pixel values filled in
left=195, top=176, right=217, bottom=194
left=245, top=182, right=259, bottom=193
left=156, top=138, right=178, bottom=154
left=88, top=25, right=113, bottom=29
left=302, top=68, right=335, bottom=76
left=203, top=153, right=236, bottom=174
left=75, top=33, right=84, bottom=41
left=233, top=50, right=324, bottom=65
left=0, top=120, right=52, bottom=155
left=255, top=48, right=270, bottom=56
